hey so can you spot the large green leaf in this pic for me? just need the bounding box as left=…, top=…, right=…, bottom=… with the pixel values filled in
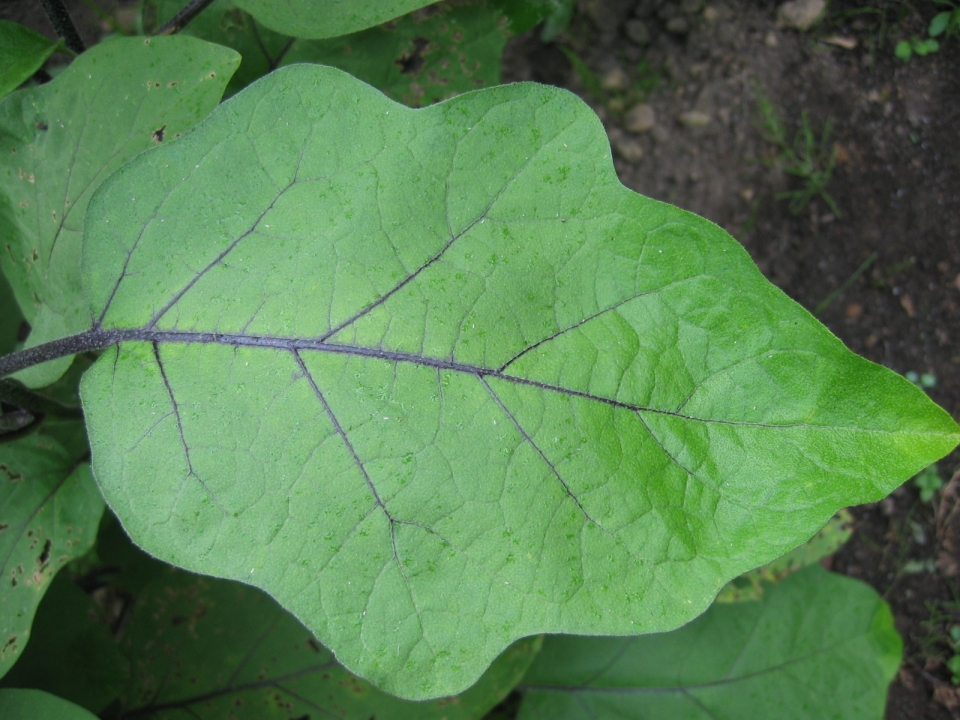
left=150, top=0, right=511, bottom=106
left=715, top=508, right=853, bottom=603
left=0, top=688, right=99, bottom=720
left=0, top=573, right=129, bottom=713
left=119, top=566, right=540, bottom=718
left=0, top=434, right=103, bottom=678
left=233, top=0, right=436, bottom=38
left=77, top=65, right=959, bottom=698
left=0, top=21, right=60, bottom=101
left=0, top=36, right=239, bottom=387
left=517, top=565, right=902, bottom=719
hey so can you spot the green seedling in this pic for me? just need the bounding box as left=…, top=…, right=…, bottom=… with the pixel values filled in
left=929, top=0, right=960, bottom=39
left=906, top=370, right=938, bottom=389
left=895, top=36, right=939, bottom=59
left=949, top=625, right=960, bottom=684
left=894, top=0, right=960, bottom=60
left=755, top=89, right=841, bottom=217
left=914, top=464, right=944, bottom=503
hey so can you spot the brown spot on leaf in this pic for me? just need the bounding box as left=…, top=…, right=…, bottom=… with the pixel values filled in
left=396, top=37, right=429, bottom=75
left=152, top=125, right=166, bottom=143
left=38, top=539, right=51, bottom=566
left=3, top=463, right=23, bottom=481
left=306, top=638, right=321, bottom=653
left=34, top=121, right=48, bottom=131
left=1, top=636, right=18, bottom=657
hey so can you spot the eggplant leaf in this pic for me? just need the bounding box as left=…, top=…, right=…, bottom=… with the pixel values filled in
left=0, top=36, right=238, bottom=387
left=0, top=21, right=60, bottom=101
left=518, top=565, right=902, bottom=719
left=0, top=573, right=129, bottom=713
left=77, top=65, right=959, bottom=698
left=118, top=567, right=540, bottom=719
left=0, top=434, right=102, bottom=678
left=150, top=0, right=511, bottom=106
left=234, top=0, right=436, bottom=38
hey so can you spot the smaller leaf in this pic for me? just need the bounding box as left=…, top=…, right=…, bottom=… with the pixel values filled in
left=0, top=573, right=129, bottom=713
left=154, top=0, right=512, bottom=106
left=715, top=508, right=853, bottom=602
left=929, top=11, right=951, bottom=37
left=0, top=688, right=99, bottom=720
left=518, top=565, right=902, bottom=720
left=118, top=567, right=540, bottom=719
left=233, top=0, right=436, bottom=38
left=0, top=21, right=60, bottom=100
left=0, top=434, right=103, bottom=678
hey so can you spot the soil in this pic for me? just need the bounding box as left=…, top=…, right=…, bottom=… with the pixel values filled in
left=4, top=0, right=960, bottom=717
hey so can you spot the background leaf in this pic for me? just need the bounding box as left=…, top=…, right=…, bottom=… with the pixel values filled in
left=715, top=508, right=853, bottom=603
left=0, top=572, right=129, bottom=713
left=0, top=36, right=239, bottom=388
left=517, top=565, right=902, bottom=719
left=118, top=566, right=540, bottom=719
left=0, top=433, right=102, bottom=678
left=79, top=65, right=958, bottom=698
left=0, top=21, right=61, bottom=101
left=0, top=688, right=99, bottom=720
left=149, top=0, right=511, bottom=106
left=233, top=0, right=436, bottom=38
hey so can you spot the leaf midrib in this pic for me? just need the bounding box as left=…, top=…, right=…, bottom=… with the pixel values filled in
left=73, top=327, right=943, bottom=436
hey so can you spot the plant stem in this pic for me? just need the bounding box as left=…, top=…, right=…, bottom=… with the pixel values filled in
left=37, top=0, right=86, bottom=54
left=155, top=0, right=217, bottom=35
left=0, top=329, right=123, bottom=378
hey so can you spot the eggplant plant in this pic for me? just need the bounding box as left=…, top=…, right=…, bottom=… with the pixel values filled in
left=0, top=1, right=956, bottom=718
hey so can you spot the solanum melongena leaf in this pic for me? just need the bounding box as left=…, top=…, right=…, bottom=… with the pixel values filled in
left=72, top=65, right=959, bottom=699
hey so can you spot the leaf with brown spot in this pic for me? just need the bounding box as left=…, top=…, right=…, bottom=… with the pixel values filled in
left=0, top=432, right=102, bottom=678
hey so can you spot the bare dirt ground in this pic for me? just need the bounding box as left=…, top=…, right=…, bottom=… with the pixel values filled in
left=5, top=0, right=960, bottom=717
left=504, top=1, right=960, bottom=717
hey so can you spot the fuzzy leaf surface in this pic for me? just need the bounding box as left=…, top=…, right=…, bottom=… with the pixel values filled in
left=0, top=36, right=238, bottom=387
left=0, top=21, right=60, bottom=101
left=118, top=567, right=540, bottom=718
left=233, top=0, right=436, bottom=38
left=0, top=434, right=102, bottom=678
left=517, top=565, right=902, bottom=719
left=79, top=65, right=959, bottom=698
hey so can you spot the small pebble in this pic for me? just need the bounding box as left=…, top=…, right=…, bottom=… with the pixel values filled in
left=678, top=110, right=711, bottom=128
left=625, top=103, right=656, bottom=133
left=601, top=67, right=631, bottom=92
left=776, top=0, right=826, bottom=31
